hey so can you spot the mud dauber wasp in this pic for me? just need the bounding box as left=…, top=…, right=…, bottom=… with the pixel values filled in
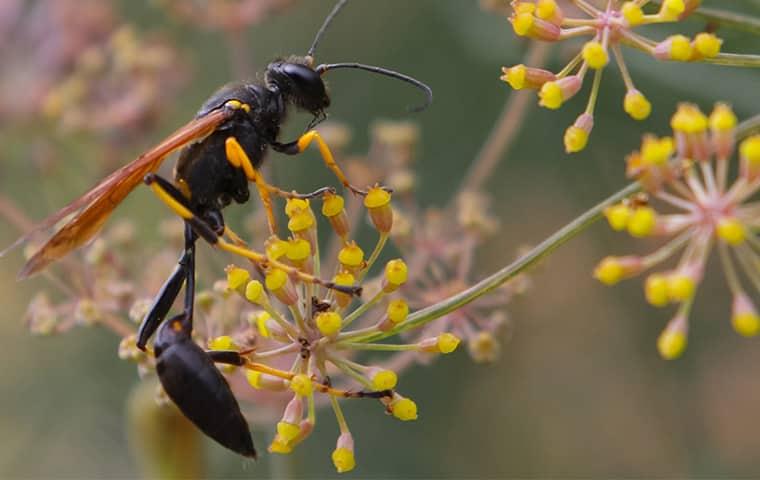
left=6, top=0, right=431, bottom=459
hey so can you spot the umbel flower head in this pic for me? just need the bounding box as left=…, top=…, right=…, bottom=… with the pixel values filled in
left=117, top=184, right=462, bottom=473
left=500, top=0, right=723, bottom=152
left=594, top=103, right=760, bottom=359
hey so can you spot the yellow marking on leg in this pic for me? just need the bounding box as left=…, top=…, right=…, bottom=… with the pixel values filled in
left=225, top=137, right=278, bottom=233
left=149, top=182, right=194, bottom=220
left=297, top=130, right=364, bottom=195
left=242, top=362, right=388, bottom=398
left=217, top=238, right=329, bottom=288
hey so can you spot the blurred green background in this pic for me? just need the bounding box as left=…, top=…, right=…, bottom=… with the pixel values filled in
left=2, top=0, right=760, bottom=477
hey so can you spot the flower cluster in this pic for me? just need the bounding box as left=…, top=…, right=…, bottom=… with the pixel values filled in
left=42, top=25, right=187, bottom=138
left=499, top=0, right=725, bottom=152
left=363, top=121, right=526, bottom=363
left=594, top=103, right=760, bottom=359
left=156, top=0, right=295, bottom=32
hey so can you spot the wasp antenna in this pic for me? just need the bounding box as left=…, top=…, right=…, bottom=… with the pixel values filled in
left=307, top=0, right=350, bottom=61
left=315, top=62, right=433, bottom=113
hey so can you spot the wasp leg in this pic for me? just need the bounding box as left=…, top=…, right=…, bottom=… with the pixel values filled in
left=225, top=136, right=334, bottom=235
left=136, top=223, right=197, bottom=350
left=153, top=314, right=256, bottom=459
left=143, top=173, right=361, bottom=297
left=272, top=130, right=368, bottom=196
left=240, top=361, right=393, bottom=399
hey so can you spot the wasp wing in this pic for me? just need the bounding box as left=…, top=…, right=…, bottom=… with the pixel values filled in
left=14, top=108, right=232, bottom=279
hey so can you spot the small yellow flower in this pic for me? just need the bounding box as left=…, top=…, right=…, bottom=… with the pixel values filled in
left=208, top=335, right=237, bottom=351
left=659, top=0, right=685, bottom=21
left=371, top=369, right=398, bottom=391
left=604, top=204, right=632, bottom=231
left=666, top=34, right=693, bottom=61
left=658, top=328, right=687, bottom=359
left=289, top=374, right=313, bottom=397
left=621, top=2, right=644, bottom=25
left=627, top=207, right=657, bottom=238
left=316, top=311, right=342, bottom=337
left=645, top=274, right=670, bottom=307
left=716, top=218, right=746, bottom=245
left=732, top=312, right=760, bottom=337
left=437, top=333, right=461, bottom=354
left=582, top=41, right=608, bottom=69
left=693, top=32, right=722, bottom=58
left=623, top=90, right=652, bottom=121
left=390, top=397, right=418, bottom=421
left=387, top=299, right=409, bottom=324
left=332, top=447, right=356, bottom=473
left=666, top=273, right=696, bottom=302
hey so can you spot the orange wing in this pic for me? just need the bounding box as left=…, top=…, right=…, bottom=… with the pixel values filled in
left=14, top=108, right=233, bottom=279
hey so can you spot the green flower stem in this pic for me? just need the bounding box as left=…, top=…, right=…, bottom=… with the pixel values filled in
left=699, top=53, right=760, bottom=68
left=357, top=181, right=642, bottom=343
left=349, top=114, right=760, bottom=345
left=650, top=2, right=760, bottom=35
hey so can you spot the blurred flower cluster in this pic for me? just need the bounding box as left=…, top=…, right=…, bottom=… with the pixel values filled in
left=156, top=0, right=295, bottom=32
left=1, top=0, right=187, bottom=137
left=496, top=0, right=732, bottom=152
left=594, top=103, right=760, bottom=359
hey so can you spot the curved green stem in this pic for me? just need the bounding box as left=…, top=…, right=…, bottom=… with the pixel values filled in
left=351, top=114, right=760, bottom=345
left=699, top=53, right=760, bottom=68
left=357, top=182, right=642, bottom=343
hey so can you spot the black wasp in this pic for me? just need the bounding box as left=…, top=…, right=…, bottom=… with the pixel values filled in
left=10, top=0, right=431, bottom=458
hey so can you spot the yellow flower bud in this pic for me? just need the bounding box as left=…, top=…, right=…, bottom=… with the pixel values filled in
left=316, top=311, right=342, bottom=337
left=623, top=90, right=652, bottom=121
left=390, top=397, right=418, bottom=421
left=437, top=332, right=461, bottom=354
left=582, top=41, right=608, bottom=69
left=627, top=207, right=657, bottom=238
left=289, top=374, right=313, bottom=397
left=716, top=217, right=746, bottom=245
left=604, top=204, right=632, bottom=231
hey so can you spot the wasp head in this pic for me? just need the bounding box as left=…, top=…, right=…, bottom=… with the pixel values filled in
left=266, top=60, right=330, bottom=124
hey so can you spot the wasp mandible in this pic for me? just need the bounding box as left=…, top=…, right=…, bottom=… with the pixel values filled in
left=7, top=0, right=431, bottom=459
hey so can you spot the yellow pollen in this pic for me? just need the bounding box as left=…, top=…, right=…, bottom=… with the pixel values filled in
left=364, top=186, right=392, bottom=209
left=372, top=370, right=398, bottom=391
left=322, top=192, right=345, bottom=217
left=286, top=238, right=312, bottom=262
left=640, top=136, right=674, bottom=166
left=671, top=104, right=708, bottom=133
left=245, top=280, right=265, bottom=304
left=332, top=447, right=356, bottom=473
left=657, top=329, right=687, bottom=360
left=288, top=211, right=315, bottom=232
left=391, top=397, right=418, bottom=421
left=246, top=370, right=262, bottom=389
left=538, top=81, right=563, bottom=109
left=593, top=257, right=625, bottom=285
left=501, top=64, right=527, bottom=90
left=582, top=41, right=608, bottom=69
left=437, top=332, right=461, bottom=353
left=564, top=125, right=589, bottom=153
left=276, top=421, right=301, bottom=443
left=667, top=35, right=693, bottom=61
left=333, top=271, right=355, bottom=286
left=208, top=335, right=237, bottom=351
left=694, top=32, right=722, bottom=58
left=667, top=274, right=696, bottom=302
left=290, top=374, right=313, bottom=396
left=387, top=299, right=409, bottom=324
left=338, top=242, right=365, bottom=268
left=384, top=259, right=409, bottom=286
left=716, top=218, right=746, bottom=245
left=627, top=207, right=657, bottom=238
left=285, top=198, right=310, bottom=217
left=536, top=0, right=558, bottom=20
left=604, top=204, right=632, bottom=231
left=225, top=265, right=250, bottom=292
left=645, top=274, right=670, bottom=307
left=740, top=135, right=760, bottom=165
left=624, top=90, right=652, bottom=121
left=316, top=311, right=342, bottom=336
left=265, top=268, right=288, bottom=291
left=709, top=104, right=737, bottom=132
left=659, top=0, right=685, bottom=20
left=733, top=312, right=760, bottom=337
left=256, top=311, right=271, bottom=338
left=621, top=2, right=644, bottom=25
left=512, top=12, right=535, bottom=37
left=266, top=237, right=289, bottom=261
